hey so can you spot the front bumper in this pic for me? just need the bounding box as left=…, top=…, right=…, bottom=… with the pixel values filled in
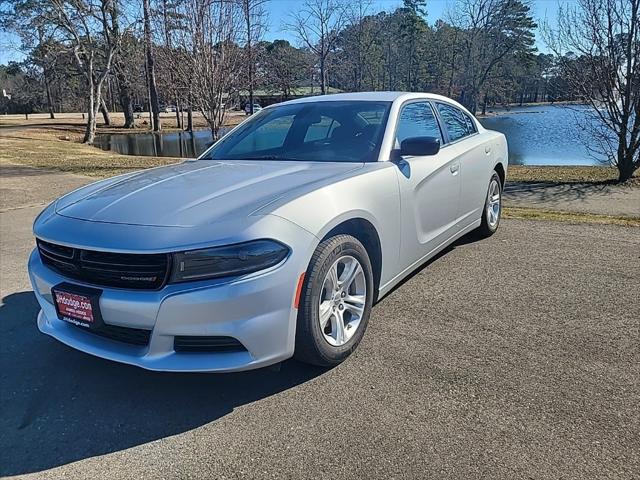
left=28, top=236, right=314, bottom=372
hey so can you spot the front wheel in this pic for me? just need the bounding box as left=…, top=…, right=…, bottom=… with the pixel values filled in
left=476, top=171, right=502, bottom=238
left=294, top=235, right=374, bottom=367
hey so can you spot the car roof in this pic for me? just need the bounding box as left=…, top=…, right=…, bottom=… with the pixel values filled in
left=274, top=91, right=476, bottom=119
left=277, top=91, right=457, bottom=105
left=272, top=91, right=484, bottom=133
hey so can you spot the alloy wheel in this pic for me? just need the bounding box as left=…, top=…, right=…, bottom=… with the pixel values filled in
left=318, top=255, right=367, bottom=346
left=486, top=177, right=501, bottom=229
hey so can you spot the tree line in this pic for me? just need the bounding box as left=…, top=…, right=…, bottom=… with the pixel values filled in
left=0, top=0, right=638, bottom=181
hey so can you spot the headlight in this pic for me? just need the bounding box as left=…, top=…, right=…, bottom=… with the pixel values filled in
left=169, top=239, right=289, bottom=283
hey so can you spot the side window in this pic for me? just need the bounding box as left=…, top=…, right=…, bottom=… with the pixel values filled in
left=396, top=102, right=443, bottom=145
left=304, top=116, right=340, bottom=143
left=436, top=103, right=476, bottom=142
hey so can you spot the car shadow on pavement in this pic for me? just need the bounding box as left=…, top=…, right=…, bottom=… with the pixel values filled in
left=0, top=291, right=327, bottom=477
left=376, top=230, right=484, bottom=303
left=505, top=180, right=631, bottom=202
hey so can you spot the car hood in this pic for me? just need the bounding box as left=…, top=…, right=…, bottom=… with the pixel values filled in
left=55, top=160, right=362, bottom=227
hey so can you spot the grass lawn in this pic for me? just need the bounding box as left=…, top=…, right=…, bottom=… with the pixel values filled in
left=0, top=127, right=180, bottom=177
left=506, top=165, right=638, bottom=184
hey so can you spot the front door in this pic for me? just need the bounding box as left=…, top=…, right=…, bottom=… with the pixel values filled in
left=394, top=101, right=461, bottom=272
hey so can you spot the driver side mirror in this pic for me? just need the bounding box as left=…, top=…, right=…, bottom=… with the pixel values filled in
left=400, top=136, right=441, bottom=156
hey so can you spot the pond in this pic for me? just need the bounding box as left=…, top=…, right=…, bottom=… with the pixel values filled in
left=92, top=129, right=227, bottom=159
left=479, top=105, right=604, bottom=166
left=93, top=105, right=605, bottom=166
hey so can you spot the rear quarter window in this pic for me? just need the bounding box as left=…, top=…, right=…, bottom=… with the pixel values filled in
left=436, top=103, right=477, bottom=142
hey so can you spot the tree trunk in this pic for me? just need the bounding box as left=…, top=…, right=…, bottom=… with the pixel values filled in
left=617, top=143, right=637, bottom=183
left=461, top=90, right=477, bottom=115
left=245, top=2, right=254, bottom=115
left=143, top=0, right=161, bottom=131
left=175, top=97, right=182, bottom=129
left=84, top=93, right=99, bottom=144
left=83, top=77, right=96, bottom=143
left=319, top=55, right=326, bottom=95
left=43, top=66, right=55, bottom=119
left=100, top=97, right=111, bottom=125
left=186, top=106, right=193, bottom=132
left=617, top=158, right=635, bottom=182
left=118, top=75, right=135, bottom=129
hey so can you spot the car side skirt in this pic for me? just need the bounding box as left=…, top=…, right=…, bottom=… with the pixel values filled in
left=377, top=218, right=481, bottom=300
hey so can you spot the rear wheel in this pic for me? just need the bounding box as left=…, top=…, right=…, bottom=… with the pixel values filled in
left=476, top=171, right=502, bottom=238
left=294, top=235, right=374, bottom=367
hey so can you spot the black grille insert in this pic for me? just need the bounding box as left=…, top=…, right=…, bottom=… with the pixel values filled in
left=72, top=323, right=151, bottom=346
left=174, top=336, right=246, bottom=353
left=37, top=239, right=170, bottom=290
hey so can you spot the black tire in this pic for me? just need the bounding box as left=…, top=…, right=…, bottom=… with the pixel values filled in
left=476, top=171, right=502, bottom=238
left=294, top=234, right=374, bottom=367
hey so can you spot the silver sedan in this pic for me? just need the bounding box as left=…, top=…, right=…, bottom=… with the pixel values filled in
left=28, top=92, right=508, bottom=372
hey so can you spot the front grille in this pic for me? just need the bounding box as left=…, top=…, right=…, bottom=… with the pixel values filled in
left=37, top=239, right=170, bottom=290
left=73, top=323, right=151, bottom=346
left=174, top=336, right=247, bottom=353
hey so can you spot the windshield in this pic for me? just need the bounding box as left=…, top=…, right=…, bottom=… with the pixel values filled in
left=201, top=100, right=391, bottom=163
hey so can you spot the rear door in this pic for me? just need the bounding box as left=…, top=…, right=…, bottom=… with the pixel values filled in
left=434, top=102, right=489, bottom=229
left=394, top=100, right=462, bottom=270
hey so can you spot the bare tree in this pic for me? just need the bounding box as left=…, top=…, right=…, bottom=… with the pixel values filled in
left=286, top=0, right=347, bottom=94
left=175, top=0, right=243, bottom=139
left=545, top=0, right=639, bottom=182
left=142, top=0, right=161, bottom=131
left=4, top=0, right=124, bottom=143
left=53, top=0, right=123, bottom=143
left=240, top=0, right=268, bottom=114
left=113, top=32, right=143, bottom=128
left=34, top=28, right=56, bottom=119
left=339, top=0, right=377, bottom=91
left=159, top=0, right=185, bottom=128
left=449, top=0, right=536, bottom=114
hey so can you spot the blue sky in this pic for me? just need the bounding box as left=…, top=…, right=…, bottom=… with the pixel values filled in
left=264, top=0, right=565, bottom=48
left=0, top=0, right=565, bottom=64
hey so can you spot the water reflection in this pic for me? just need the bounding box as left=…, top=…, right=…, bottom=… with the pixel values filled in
left=93, top=129, right=227, bottom=158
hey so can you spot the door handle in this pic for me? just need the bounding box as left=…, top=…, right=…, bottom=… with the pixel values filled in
left=450, top=164, right=460, bottom=175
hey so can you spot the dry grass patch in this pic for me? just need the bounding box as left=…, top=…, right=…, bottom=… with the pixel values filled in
left=503, top=206, right=640, bottom=226
left=507, top=165, right=639, bottom=185
left=0, top=128, right=180, bottom=177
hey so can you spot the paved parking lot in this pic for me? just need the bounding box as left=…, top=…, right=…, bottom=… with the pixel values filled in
left=1, top=166, right=638, bottom=479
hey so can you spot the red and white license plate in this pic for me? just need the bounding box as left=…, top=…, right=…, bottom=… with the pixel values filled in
left=53, top=290, right=95, bottom=327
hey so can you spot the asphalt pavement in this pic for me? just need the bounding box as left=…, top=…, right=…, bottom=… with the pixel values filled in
left=1, top=165, right=638, bottom=479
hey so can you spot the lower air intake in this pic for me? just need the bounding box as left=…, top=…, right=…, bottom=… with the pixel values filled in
left=173, top=336, right=246, bottom=353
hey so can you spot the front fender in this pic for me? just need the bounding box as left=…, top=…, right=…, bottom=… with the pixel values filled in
left=270, top=163, right=401, bottom=288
